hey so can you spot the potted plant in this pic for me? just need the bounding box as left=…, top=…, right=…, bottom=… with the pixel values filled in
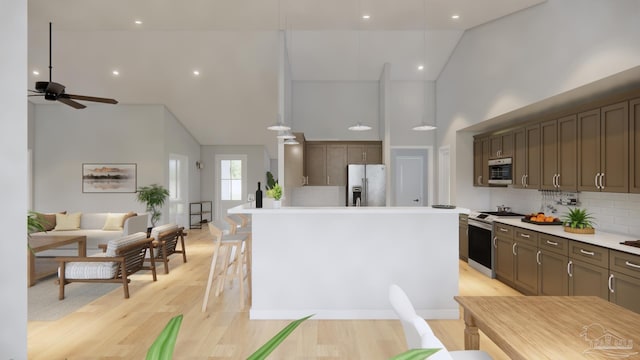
left=561, top=207, right=596, bottom=234
left=266, top=182, right=283, bottom=208
left=28, top=211, right=47, bottom=235
left=136, top=184, right=170, bottom=228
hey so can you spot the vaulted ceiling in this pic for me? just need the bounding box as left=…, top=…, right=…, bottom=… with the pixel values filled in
left=28, top=0, right=546, bottom=152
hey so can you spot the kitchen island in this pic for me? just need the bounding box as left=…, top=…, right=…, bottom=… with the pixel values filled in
left=228, top=204, right=468, bottom=320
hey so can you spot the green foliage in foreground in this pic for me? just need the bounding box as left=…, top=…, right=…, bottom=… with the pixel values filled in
left=147, top=314, right=440, bottom=360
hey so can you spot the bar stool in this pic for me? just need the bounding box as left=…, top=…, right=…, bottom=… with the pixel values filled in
left=201, top=222, right=249, bottom=311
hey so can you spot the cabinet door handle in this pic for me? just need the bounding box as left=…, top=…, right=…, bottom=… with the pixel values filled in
left=477, top=176, right=482, bottom=185
left=521, top=175, right=525, bottom=186
left=493, top=236, right=497, bottom=248
left=520, top=233, right=530, bottom=238
left=545, top=240, right=559, bottom=246
left=608, top=274, right=614, bottom=293
left=536, top=250, right=541, bottom=265
left=599, top=173, right=605, bottom=190
left=567, top=260, right=573, bottom=277
left=524, top=174, right=528, bottom=188
left=625, top=261, right=640, bottom=269
left=512, top=243, right=517, bottom=256
left=327, top=176, right=330, bottom=185
left=595, top=173, right=600, bottom=189
left=580, top=249, right=595, bottom=256
left=364, top=152, right=367, bottom=162
left=499, top=228, right=508, bottom=232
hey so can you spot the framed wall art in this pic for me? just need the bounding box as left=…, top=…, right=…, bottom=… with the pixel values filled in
left=82, top=163, right=137, bottom=193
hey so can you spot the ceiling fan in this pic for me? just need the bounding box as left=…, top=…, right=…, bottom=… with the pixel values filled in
left=28, top=22, right=118, bottom=109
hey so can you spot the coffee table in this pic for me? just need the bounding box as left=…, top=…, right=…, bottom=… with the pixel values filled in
left=28, top=235, right=86, bottom=286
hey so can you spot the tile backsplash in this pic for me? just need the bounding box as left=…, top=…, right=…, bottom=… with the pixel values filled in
left=490, top=188, right=640, bottom=237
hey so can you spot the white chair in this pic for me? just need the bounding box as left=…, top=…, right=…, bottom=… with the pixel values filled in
left=201, top=222, right=249, bottom=311
left=389, top=284, right=493, bottom=360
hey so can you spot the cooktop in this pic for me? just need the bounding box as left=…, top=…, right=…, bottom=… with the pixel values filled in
left=479, top=211, right=525, bottom=217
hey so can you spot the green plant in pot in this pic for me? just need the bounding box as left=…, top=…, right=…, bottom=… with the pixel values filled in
left=561, top=207, right=596, bottom=234
left=136, top=184, right=170, bottom=227
left=266, top=182, right=282, bottom=201
left=28, top=211, right=47, bottom=235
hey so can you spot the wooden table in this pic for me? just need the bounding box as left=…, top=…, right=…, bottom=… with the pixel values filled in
left=455, top=296, right=640, bottom=359
left=28, top=235, right=86, bottom=287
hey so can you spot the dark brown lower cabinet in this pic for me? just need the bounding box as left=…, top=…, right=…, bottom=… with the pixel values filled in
left=514, top=241, right=538, bottom=295
left=568, top=259, right=610, bottom=300
left=459, top=215, right=468, bottom=261
left=537, top=249, right=569, bottom=296
left=494, top=235, right=514, bottom=286
left=609, top=271, right=640, bottom=313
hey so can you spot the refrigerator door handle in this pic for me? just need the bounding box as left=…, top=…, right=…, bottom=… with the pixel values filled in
left=363, top=177, right=367, bottom=206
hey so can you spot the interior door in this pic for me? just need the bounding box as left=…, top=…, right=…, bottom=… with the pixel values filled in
left=169, top=153, right=188, bottom=227
left=394, top=156, right=423, bottom=206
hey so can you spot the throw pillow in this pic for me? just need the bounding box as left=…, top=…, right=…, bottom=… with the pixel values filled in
left=36, top=211, right=67, bottom=231
left=121, top=211, right=137, bottom=227
left=54, top=212, right=82, bottom=231
left=103, top=213, right=126, bottom=231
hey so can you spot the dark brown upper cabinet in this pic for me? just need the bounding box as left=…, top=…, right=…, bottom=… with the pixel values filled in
left=540, top=115, right=577, bottom=191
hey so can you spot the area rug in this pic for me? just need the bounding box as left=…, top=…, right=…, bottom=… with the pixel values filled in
left=28, top=276, right=119, bottom=321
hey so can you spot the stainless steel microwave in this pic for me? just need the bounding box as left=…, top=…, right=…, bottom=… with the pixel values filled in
left=488, top=158, right=512, bottom=185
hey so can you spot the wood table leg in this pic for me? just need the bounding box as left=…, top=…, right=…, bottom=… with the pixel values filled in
left=78, top=237, right=87, bottom=257
left=463, top=309, right=480, bottom=350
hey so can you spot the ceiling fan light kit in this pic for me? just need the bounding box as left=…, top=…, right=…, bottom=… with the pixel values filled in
left=27, top=22, right=118, bottom=109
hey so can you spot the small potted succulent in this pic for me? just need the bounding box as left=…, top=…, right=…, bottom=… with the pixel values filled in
left=562, top=207, right=596, bottom=234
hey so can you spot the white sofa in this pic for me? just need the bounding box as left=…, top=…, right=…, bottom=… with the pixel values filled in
left=32, top=212, right=148, bottom=256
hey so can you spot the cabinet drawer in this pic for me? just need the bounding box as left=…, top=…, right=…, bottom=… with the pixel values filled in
left=514, top=227, right=538, bottom=246
left=610, top=250, right=640, bottom=279
left=494, top=223, right=513, bottom=238
left=538, top=234, right=569, bottom=256
left=569, top=241, right=609, bottom=268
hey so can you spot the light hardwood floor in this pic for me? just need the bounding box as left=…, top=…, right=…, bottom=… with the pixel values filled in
left=28, top=228, right=521, bottom=359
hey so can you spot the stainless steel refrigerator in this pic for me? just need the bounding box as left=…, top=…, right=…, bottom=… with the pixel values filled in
left=347, top=164, right=386, bottom=206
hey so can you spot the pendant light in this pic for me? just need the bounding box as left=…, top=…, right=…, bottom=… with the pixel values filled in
left=267, top=114, right=290, bottom=131
left=412, top=0, right=436, bottom=131
left=277, top=130, right=296, bottom=139
left=348, top=0, right=372, bottom=132
left=284, top=138, right=299, bottom=145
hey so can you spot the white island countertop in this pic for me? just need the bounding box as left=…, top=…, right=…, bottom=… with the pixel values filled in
left=228, top=204, right=468, bottom=320
left=228, top=203, right=469, bottom=215
left=495, top=218, right=640, bottom=256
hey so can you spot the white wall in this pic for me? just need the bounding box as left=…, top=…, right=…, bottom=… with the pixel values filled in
left=389, top=80, right=436, bottom=146
left=33, top=104, right=200, bottom=226
left=293, top=81, right=380, bottom=140
left=1, top=1, right=27, bottom=357
left=200, top=145, right=270, bottom=219
left=437, top=0, right=640, bottom=209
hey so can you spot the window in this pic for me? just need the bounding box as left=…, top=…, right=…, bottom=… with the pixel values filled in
left=220, top=159, right=242, bottom=200
left=169, top=158, right=180, bottom=200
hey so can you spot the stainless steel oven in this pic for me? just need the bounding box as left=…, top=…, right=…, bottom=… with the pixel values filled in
left=467, top=215, right=494, bottom=278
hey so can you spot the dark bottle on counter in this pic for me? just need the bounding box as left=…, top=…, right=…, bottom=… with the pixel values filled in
left=255, top=182, right=263, bottom=208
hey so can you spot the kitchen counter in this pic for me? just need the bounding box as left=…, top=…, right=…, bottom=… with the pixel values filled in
left=495, top=218, right=640, bottom=256
left=228, top=204, right=469, bottom=320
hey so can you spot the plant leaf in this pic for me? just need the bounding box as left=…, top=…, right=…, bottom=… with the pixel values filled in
left=388, top=348, right=441, bottom=360
left=146, top=314, right=183, bottom=360
left=247, top=314, right=313, bottom=360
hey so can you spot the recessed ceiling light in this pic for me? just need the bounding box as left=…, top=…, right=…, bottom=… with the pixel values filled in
left=32, top=70, right=40, bottom=76
left=134, top=20, right=143, bottom=25
left=451, top=14, right=460, bottom=20
left=418, top=65, right=424, bottom=71
left=112, top=70, right=120, bottom=76
left=362, top=14, right=371, bottom=20
left=193, top=70, right=200, bottom=76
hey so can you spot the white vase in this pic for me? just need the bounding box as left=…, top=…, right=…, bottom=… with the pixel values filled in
left=273, top=200, right=282, bottom=209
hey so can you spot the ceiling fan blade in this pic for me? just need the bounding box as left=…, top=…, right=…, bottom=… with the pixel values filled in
left=57, top=97, right=86, bottom=109
left=28, top=94, right=45, bottom=97
left=65, top=94, right=118, bottom=104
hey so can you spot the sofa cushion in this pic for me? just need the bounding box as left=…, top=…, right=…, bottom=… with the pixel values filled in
left=105, top=232, right=148, bottom=257
left=63, top=253, right=117, bottom=280
left=36, top=211, right=66, bottom=231
left=103, top=213, right=126, bottom=231
left=54, top=212, right=82, bottom=231
left=150, top=224, right=179, bottom=241
left=80, top=213, right=110, bottom=229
